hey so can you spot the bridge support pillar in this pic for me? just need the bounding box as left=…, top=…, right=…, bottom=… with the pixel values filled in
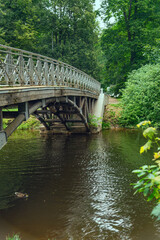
left=0, top=131, right=7, bottom=149
left=18, top=102, right=29, bottom=120
left=0, top=107, right=3, bottom=131
left=93, top=89, right=109, bottom=132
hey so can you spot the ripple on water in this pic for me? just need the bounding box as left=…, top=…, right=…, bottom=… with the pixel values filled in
left=0, top=131, right=160, bottom=240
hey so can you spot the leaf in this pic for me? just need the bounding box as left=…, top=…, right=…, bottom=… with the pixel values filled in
left=132, top=169, right=143, bottom=173
left=140, top=140, right=152, bottom=154
left=137, top=121, right=151, bottom=128
left=154, top=152, right=160, bottom=160
left=141, top=165, right=149, bottom=170
left=140, top=146, right=145, bottom=154
left=147, top=191, right=156, bottom=201
left=155, top=138, right=160, bottom=141
left=156, top=160, right=160, bottom=167
left=143, top=127, right=157, bottom=139
left=149, top=165, right=158, bottom=169
left=151, top=203, right=160, bottom=219
left=137, top=171, right=146, bottom=177
left=146, top=173, right=155, bottom=179
left=143, top=187, right=150, bottom=197
left=144, top=182, right=153, bottom=188
left=153, top=177, right=160, bottom=184
left=133, top=181, right=144, bottom=188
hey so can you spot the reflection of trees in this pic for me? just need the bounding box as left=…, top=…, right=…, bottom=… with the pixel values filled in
left=0, top=130, right=159, bottom=239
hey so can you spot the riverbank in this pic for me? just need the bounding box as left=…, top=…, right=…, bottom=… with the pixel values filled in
left=103, top=97, right=122, bottom=129
left=3, top=116, right=41, bottom=130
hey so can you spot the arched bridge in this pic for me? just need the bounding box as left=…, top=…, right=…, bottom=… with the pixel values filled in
left=0, top=45, right=108, bottom=149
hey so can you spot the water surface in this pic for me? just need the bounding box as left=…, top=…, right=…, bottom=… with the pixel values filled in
left=0, top=129, right=159, bottom=240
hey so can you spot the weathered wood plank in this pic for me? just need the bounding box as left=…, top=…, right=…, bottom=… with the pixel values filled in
left=0, top=87, right=98, bottom=107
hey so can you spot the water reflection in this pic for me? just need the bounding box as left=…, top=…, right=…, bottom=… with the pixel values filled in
left=0, top=130, right=159, bottom=240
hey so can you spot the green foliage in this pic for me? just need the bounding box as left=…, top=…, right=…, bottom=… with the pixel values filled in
left=17, top=116, right=41, bottom=130
left=88, top=114, right=102, bottom=128
left=100, top=0, right=160, bottom=90
left=6, top=234, right=21, bottom=240
left=102, top=121, right=110, bottom=129
left=0, top=0, right=100, bottom=79
left=119, top=64, right=160, bottom=126
left=3, top=116, right=41, bottom=130
left=103, top=102, right=121, bottom=128
left=132, top=121, right=160, bottom=220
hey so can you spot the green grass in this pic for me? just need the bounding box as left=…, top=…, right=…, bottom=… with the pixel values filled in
left=6, top=234, right=21, bottom=240
left=109, top=103, right=121, bottom=107
left=3, top=108, right=18, bottom=111
left=3, top=116, right=41, bottom=130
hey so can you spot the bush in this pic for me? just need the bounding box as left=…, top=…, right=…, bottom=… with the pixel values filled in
left=132, top=121, right=160, bottom=220
left=119, top=64, right=160, bottom=126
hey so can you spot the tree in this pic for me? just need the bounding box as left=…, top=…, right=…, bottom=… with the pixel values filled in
left=119, top=64, right=160, bottom=126
left=0, top=0, right=100, bottom=79
left=37, top=0, right=100, bottom=78
left=0, top=0, right=39, bottom=51
left=100, top=0, right=160, bottom=91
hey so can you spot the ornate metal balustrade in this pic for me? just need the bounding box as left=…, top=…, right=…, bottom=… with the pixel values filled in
left=0, top=44, right=101, bottom=94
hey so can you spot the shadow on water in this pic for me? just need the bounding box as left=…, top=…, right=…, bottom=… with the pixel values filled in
left=0, top=129, right=159, bottom=240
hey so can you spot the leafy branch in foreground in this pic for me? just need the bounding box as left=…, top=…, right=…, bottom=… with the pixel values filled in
left=132, top=121, right=160, bottom=219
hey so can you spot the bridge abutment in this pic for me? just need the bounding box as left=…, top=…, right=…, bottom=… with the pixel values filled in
left=92, top=89, right=109, bottom=132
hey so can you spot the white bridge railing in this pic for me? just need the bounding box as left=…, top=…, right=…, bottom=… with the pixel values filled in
left=0, top=45, right=101, bottom=94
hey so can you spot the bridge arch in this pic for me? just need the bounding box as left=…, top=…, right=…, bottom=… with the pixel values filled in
left=33, top=97, right=93, bottom=133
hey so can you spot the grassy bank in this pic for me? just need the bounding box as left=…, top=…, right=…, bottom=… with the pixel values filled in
left=3, top=116, right=42, bottom=130
left=103, top=98, right=122, bottom=129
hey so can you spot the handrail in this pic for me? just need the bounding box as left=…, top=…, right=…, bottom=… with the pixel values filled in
left=0, top=45, right=101, bottom=94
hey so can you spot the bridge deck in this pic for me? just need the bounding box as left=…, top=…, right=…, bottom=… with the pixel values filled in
left=0, top=86, right=98, bottom=107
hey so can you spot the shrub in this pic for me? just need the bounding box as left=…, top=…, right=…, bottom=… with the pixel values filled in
left=132, top=121, right=160, bottom=220
left=119, top=64, right=160, bottom=126
left=88, top=114, right=102, bottom=128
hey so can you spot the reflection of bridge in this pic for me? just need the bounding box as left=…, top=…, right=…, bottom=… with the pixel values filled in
left=0, top=45, right=108, bottom=149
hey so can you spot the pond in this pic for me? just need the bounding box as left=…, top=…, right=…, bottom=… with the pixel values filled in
left=0, top=129, right=159, bottom=240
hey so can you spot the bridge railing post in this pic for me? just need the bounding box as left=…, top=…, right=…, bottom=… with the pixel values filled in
left=44, top=62, right=49, bottom=86
left=18, top=52, right=25, bottom=86
left=36, top=58, right=42, bottom=85
left=28, top=56, right=34, bottom=85
left=5, top=50, right=14, bottom=86
left=55, top=63, right=60, bottom=86
left=0, top=44, right=101, bottom=95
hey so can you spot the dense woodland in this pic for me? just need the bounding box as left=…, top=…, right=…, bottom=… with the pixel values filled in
left=0, top=0, right=160, bottom=125
left=101, top=0, right=160, bottom=91
left=0, top=0, right=100, bottom=78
